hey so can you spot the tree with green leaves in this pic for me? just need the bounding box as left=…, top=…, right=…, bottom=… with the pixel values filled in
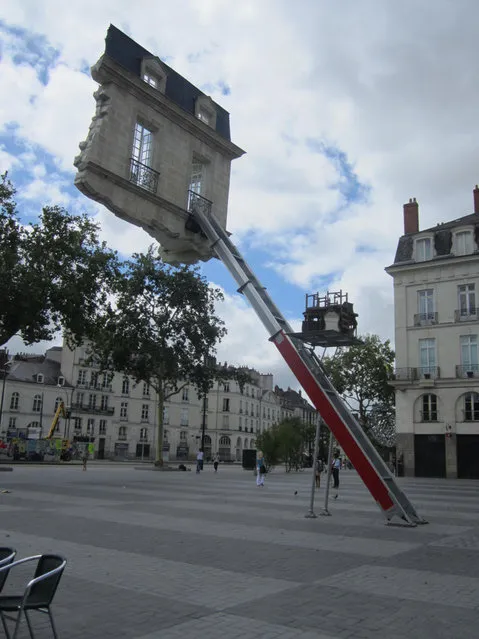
left=0, top=172, right=118, bottom=348
left=321, top=334, right=396, bottom=449
left=86, top=246, right=229, bottom=465
left=255, top=417, right=315, bottom=471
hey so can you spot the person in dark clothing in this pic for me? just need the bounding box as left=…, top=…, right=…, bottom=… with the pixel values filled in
left=332, top=452, right=341, bottom=498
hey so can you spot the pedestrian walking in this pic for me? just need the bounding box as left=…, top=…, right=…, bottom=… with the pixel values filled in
left=82, top=447, right=89, bottom=471
left=332, top=452, right=341, bottom=498
left=213, top=453, right=220, bottom=473
left=256, top=451, right=266, bottom=487
left=315, top=457, right=324, bottom=488
left=196, top=448, right=204, bottom=474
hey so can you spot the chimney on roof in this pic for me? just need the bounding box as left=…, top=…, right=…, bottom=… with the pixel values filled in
left=474, top=185, right=479, bottom=214
left=403, top=198, right=419, bottom=234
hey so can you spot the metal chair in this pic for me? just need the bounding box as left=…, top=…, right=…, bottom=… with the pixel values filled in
left=0, top=554, right=66, bottom=639
left=0, top=548, right=16, bottom=595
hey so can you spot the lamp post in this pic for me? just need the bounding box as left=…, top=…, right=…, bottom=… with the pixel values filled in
left=0, top=366, right=7, bottom=434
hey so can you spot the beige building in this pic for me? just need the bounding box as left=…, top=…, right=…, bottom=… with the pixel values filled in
left=74, top=24, right=244, bottom=264
left=386, top=188, right=479, bottom=478
left=1, top=343, right=316, bottom=463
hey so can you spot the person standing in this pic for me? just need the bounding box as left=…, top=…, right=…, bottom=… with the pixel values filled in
left=332, top=452, right=341, bottom=498
left=82, top=446, right=89, bottom=471
left=196, top=448, right=204, bottom=474
left=256, top=451, right=266, bottom=487
left=213, top=453, right=220, bottom=473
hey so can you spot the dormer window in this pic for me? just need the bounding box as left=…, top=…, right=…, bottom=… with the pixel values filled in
left=36, top=373, right=44, bottom=384
left=140, top=57, right=167, bottom=94
left=415, top=237, right=432, bottom=262
left=454, top=230, right=474, bottom=256
left=195, top=95, right=217, bottom=129
left=57, top=376, right=65, bottom=387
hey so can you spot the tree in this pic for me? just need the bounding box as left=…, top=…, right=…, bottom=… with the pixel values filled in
left=255, top=417, right=314, bottom=471
left=86, top=246, right=227, bottom=465
left=0, top=173, right=118, bottom=348
left=321, top=334, right=395, bottom=448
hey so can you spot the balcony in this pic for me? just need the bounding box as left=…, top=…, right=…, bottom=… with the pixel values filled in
left=129, top=157, right=159, bottom=194
left=418, top=367, right=440, bottom=380
left=414, top=312, right=438, bottom=326
left=456, top=364, right=479, bottom=379
left=71, top=402, right=115, bottom=416
left=187, top=190, right=212, bottom=217
left=455, top=308, right=478, bottom=322
left=390, top=368, right=417, bottom=382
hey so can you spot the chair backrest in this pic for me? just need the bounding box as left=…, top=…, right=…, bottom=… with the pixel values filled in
left=0, top=547, right=16, bottom=592
left=27, top=554, right=66, bottom=607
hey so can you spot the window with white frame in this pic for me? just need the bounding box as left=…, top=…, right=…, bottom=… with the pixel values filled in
left=76, top=391, right=84, bottom=406
left=417, top=289, right=434, bottom=321
left=90, top=371, right=99, bottom=388
left=143, top=382, right=150, bottom=397
left=119, top=426, right=127, bottom=440
left=54, top=397, right=63, bottom=412
left=32, top=394, right=42, bottom=413
left=180, top=431, right=187, bottom=441
left=140, top=427, right=148, bottom=441
left=74, top=417, right=82, bottom=431
left=121, top=378, right=130, bottom=395
left=101, top=372, right=109, bottom=389
left=132, top=122, right=153, bottom=167
left=36, top=373, right=44, bottom=383
left=415, top=237, right=432, bottom=262
left=421, top=394, right=438, bottom=421
left=464, top=392, right=479, bottom=421
left=455, top=231, right=474, bottom=256
left=10, top=392, right=19, bottom=410
left=8, top=417, right=16, bottom=429
left=180, top=408, right=188, bottom=426
left=77, top=369, right=87, bottom=385
left=458, top=284, right=476, bottom=316
left=222, top=398, right=230, bottom=412
left=419, top=338, right=436, bottom=375
left=460, top=335, right=478, bottom=370
left=143, top=72, right=160, bottom=88
left=99, top=419, right=107, bottom=435
left=120, top=402, right=128, bottom=420
left=182, top=387, right=189, bottom=401
left=87, top=418, right=95, bottom=435
left=223, top=382, right=230, bottom=392
left=100, top=395, right=109, bottom=411
left=88, top=394, right=97, bottom=409
left=189, top=160, right=204, bottom=196
left=141, top=404, right=149, bottom=422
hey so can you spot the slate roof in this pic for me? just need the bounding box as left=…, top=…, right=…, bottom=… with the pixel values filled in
left=104, top=25, right=232, bottom=141
left=7, top=356, right=71, bottom=387
left=392, top=213, right=479, bottom=266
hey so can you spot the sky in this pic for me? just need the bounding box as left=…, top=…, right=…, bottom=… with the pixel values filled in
left=1, top=0, right=479, bottom=391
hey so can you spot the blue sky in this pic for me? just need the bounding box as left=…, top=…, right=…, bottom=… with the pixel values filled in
left=1, top=1, right=479, bottom=388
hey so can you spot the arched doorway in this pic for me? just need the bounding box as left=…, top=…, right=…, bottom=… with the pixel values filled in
left=203, top=434, right=212, bottom=461
left=235, top=436, right=242, bottom=462
left=219, top=436, right=231, bottom=461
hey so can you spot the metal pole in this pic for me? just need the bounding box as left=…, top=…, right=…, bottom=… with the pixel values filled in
left=320, top=429, right=334, bottom=516
left=201, top=393, right=207, bottom=452
left=305, top=418, right=321, bottom=518
left=0, top=368, right=7, bottom=432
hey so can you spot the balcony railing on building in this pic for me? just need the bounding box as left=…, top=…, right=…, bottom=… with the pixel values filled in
left=456, top=364, right=479, bottom=379
left=187, top=190, right=213, bottom=217
left=455, top=308, right=478, bottom=322
left=414, top=312, right=438, bottom=326
left=71, top=402, right=115, bottom=415
left=391, top=368, right=417, bottom=382
left=418, top=366, right=440, bottom=380
left=129, top=158, right=159, bottom=194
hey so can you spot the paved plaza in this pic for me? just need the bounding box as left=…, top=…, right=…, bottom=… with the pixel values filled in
left=1, top=463, right=479, bottom=638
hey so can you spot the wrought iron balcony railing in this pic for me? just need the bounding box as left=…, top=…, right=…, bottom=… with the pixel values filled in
left=418, top=366, right=440, bottom=380
left=390, top=368, right=417, bottom=381
left=70, top=402, right=115, bottom=415
left=187, top=190, right=213, bottom=216
left=414, top=312, right=438, bottom=326
left=129, top=157, right=159, bottom=194
left=455, top=308, right=478, bottom=322
left=456, top=364, right=479, bottom=379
